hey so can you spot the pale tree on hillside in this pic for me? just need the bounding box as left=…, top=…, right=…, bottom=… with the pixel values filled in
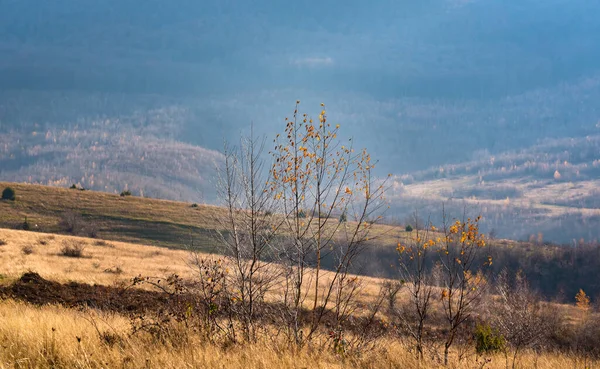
left=490, top=270, right=554, bottom=369
left=269, top=102, right=390, bottom=347
left=212, top=129, right=285, bottom=342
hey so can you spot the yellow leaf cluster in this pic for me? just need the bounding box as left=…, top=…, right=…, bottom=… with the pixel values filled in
left=575, top=289, right=591, bottom=311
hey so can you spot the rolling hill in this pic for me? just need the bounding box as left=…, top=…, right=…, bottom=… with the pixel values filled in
left=1, top=181, right=600, bottom=301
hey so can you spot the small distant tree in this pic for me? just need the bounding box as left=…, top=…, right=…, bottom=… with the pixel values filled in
left=22, top=216, right=30, bottom=231
left=575, top=289, right=591, bottom=312
left=2, top=187, right=16, bottom=201
left=339, top=211, right=347, bottom=223
left=120, top=190, right=132, bottom=197
left=405, top=224, right=413, bottom=232
left=382, top=280, right=402, bottom=311
left=59, top=211, right=82, bottom=234
left=574, top=288, right=592, bottom=357
left=405, top=213, right=424, bottom=231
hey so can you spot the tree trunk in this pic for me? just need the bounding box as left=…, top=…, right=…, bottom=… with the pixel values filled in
left=444, top=343, right=450, bottom=366
left=512, top=348, right=519, bottom=369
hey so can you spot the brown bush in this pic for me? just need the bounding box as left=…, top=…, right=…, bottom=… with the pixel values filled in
left=21, top=245, right=34, bottom=255
left=59, top=240, right=86, bottom=258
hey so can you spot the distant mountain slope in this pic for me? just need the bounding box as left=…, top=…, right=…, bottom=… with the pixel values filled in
left=0, top=95, right=222, bottom=201
left=388, top=135, right=600, bottom=243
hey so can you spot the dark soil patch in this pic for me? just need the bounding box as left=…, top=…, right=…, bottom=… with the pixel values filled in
left=0, top=273, right=388, bottom=338
left=0, top=272, right=169, bottom=314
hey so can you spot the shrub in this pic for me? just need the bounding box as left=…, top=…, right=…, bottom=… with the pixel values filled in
left=1, top=187, right=16, bottom=201
left=298, top=210, right=306, bottom=219
left=339, top=212, right=348, bottom=223
left=21, top=245, right=34, bottom=255
left=70, top=184, right=78, bottom=189
left=60, top=240, right=86, bottom=257
left=99, top=331, right=124, bottom=348
left=0, top=239, right=7, bottom=246
left=191, top=203, right=199, bottom=208
left=120, top=190, right=132, bottom=197
left=474, top=323, right=506, bottom=354
left=405, top=225, right=413, bottom=232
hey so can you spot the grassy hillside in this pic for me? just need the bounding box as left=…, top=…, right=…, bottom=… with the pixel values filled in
left=4, top=181, right=600, bottom=302
left=0, top=181, right=226, bottom=250
left=0, top=228, right=597, bottom=368
left=0, top=181, right=407, bottom=251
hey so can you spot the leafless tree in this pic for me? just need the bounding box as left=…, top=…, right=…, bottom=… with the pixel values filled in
left=59, top=210, right=83, bottom=234
left=395, top=213, right=436, bottom=360
left=491, top=270, right=553, bottom=369
left=212, top=129, right=283, bottom=342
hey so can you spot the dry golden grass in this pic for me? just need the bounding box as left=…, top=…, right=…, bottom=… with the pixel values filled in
left=0, top=182, right=596, bottom=368
left=0, top=228, right=387, bottom=310
left=0, top=299, right=596, bottom=369
left=0, top=229, right=597, bottom=368
left=0, top=228, right=195, bottom=286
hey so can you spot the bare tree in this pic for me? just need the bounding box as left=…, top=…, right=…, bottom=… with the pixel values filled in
left=491, top=270, right=553, bottom=369
left=59, top=210, right=82, bottom=234
left=395, top=213, right=436, bottom=360
left=212, top=129, right=283, bottom=342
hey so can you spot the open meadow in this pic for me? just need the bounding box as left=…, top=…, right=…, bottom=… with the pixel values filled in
left=0, top=227, right=598, bottom=368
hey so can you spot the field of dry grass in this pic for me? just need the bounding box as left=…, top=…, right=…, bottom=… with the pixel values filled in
left=1, top=296, right=596, bottom=369
left=0, top=181, right=227, bottom=249
left=0, top=228, right=597, bottom=368
left=0, top=228, right=195, bottom=286
left=0, top=228, right=386, bottom=307
left=1, top=183, right=598, bottom=368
